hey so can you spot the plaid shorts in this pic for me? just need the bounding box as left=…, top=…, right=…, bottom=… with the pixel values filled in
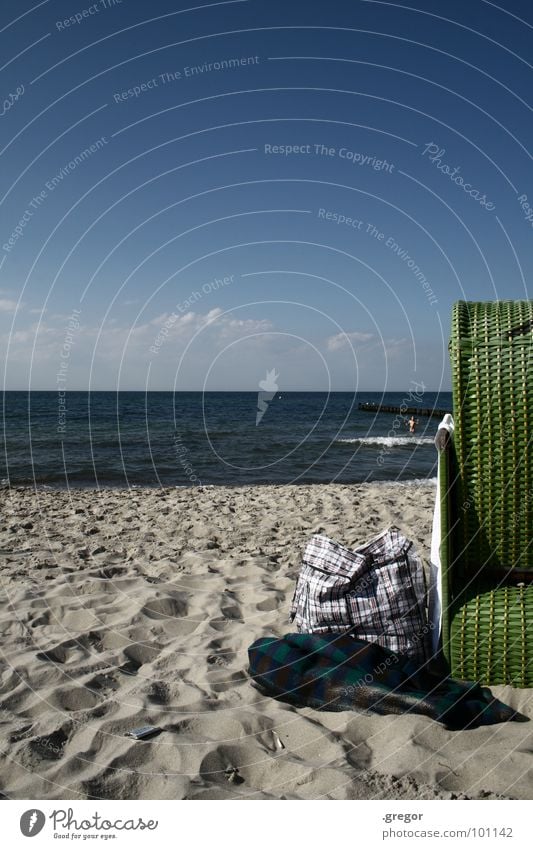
left=289, top=527, right=429, bottom=662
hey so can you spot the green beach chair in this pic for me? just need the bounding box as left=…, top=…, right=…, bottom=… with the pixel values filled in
left=436, top=300, right=533, bottom=686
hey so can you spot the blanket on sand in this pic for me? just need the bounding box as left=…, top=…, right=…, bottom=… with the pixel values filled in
left=248, top=632, right=528, bottom=729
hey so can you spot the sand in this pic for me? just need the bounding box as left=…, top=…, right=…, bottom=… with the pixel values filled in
left=0, top=482, right=531, bottom=800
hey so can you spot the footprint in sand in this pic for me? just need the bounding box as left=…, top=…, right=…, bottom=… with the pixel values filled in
left=147, top=681, right=171, bottom=704
left=83, top=738, right=187, bottom=800
left=117, top=660, right=140, bottom=676
left=206, top=637, right=235, bottom=667
left=36, top=631, right=105, bottom=665
left=256, top=594, right=283, bottom=612
left=54, top=686, right=101, bottom=712
left=93, top=566, right=128, bottom=580
left=220, top=602, right=243, bottom=621
left=28, top=726, right=70, bottom=762
left=36, top=644, right=69, bottom=664
left=30, top=610, right=51, bottom=628
left=123, top=642, right=161, bottom=669
left=9, top=724, right=35, bottom=744
left=141, top=596, right=188, bottom=619
left=87, top=672, right=120, bottom=694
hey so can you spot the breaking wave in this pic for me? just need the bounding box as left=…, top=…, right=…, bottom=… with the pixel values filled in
left=337, top=436, right=434, bottom=447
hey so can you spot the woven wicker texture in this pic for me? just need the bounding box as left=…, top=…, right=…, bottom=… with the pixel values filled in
left=443, top=300, right=533, bottom=686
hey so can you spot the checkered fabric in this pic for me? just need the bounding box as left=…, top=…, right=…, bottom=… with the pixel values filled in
left=248, top=632, right=527, bottom=728
left=289, top=527, right=430, bottom=663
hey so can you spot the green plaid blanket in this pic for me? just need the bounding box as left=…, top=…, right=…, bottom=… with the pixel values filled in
left=248, top=632, right=528, bottom=729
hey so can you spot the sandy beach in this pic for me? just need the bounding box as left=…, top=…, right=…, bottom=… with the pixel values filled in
left=0, top=482, right=531, bottom=800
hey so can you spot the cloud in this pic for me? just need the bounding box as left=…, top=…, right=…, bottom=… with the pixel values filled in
left=383, top=337, right=409, bottom=359
left=1, top=306, right=274, bottom=375
left=326, top=331, right=374, bottom=351
left=1, top=309, right=423, bottom=390
left=0, top=298, right=20, bottom=312
left=136, top=308, right=272, bottom=348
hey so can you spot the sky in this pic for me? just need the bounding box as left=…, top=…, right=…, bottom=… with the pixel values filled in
left=0, top=0, right=531, bottom=391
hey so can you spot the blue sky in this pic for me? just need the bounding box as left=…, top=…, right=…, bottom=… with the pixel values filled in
left=1, top=0, right=531, bottom=390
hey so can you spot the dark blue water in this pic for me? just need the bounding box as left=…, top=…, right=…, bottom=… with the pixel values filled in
left=1, top=392, right=451, bottom=488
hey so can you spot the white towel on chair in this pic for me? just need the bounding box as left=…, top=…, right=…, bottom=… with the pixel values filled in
left=429, top=413, right=455, bottom=656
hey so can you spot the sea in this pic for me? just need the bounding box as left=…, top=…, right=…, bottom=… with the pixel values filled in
left=1, top=391, right=452, bottom=489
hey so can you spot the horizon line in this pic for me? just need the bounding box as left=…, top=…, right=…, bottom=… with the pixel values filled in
left=1, top=388, right=449, bottom=393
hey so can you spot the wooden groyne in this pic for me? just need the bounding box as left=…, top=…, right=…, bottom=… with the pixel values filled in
left=358, top=402, right=450, bottom=419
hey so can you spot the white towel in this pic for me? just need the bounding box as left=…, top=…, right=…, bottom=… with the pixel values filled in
left=428, top=413, right=455, bottom=655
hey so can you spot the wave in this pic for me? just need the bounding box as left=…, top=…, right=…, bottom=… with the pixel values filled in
left=379, top=476, right=438, bottom=486
left=337, top=436, right=434, bottom=447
